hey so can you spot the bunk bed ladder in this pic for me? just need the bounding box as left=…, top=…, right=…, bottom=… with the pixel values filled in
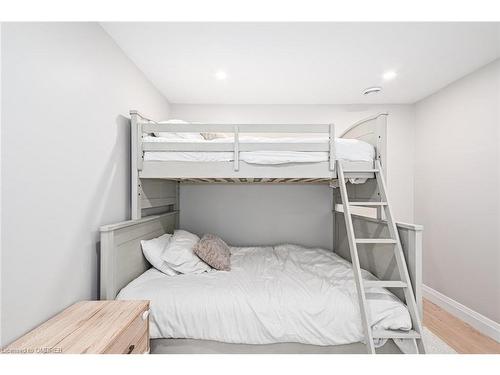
left=337, top=160, right=426, bottom=354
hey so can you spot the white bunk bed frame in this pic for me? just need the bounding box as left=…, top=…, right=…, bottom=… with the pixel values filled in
left=130, top=110, right=388, bottom=220
left=100, top=110, right=426, bottom=354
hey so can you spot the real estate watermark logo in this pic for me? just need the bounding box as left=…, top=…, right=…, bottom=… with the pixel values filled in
left=1, top=347, right=63, bottom=354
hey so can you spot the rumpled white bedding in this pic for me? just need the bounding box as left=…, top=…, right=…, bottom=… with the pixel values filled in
left=142, top=135, right=374, bottom=165
left=118, top=244, right=411, bottom=346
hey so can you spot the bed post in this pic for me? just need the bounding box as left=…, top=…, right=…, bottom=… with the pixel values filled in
left=175, top=181, right=180, bottom=228
left=233, top=125, right=240, bottom=172
left=130, top=110, right=143, bottom=220
left=376, top=114, right=388, bottom=220
left=329, top=123, right=336, bottom=172
left=332, top=187, right=337, bottom=253
left=376, top=114, right=388, bottom=180
left=329, top=122, right=337, bottom=252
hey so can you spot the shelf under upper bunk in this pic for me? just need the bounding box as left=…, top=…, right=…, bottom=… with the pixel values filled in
left=130, top=111, right=388, bottom=184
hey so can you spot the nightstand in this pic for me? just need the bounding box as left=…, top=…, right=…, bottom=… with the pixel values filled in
left=4, top=300, right=150, bottom=354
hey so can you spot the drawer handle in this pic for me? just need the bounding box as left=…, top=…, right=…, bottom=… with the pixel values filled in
left=127, top=344, right=135, bottom=354
left=142, top=310, right=150, bottom=321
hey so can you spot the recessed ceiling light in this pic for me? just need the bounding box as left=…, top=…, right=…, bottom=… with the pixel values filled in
left=382, top=70, right=397, bottom=81
left=215, top=70, right=227, bottom=80
left=363, top=86, right=382, bottom=95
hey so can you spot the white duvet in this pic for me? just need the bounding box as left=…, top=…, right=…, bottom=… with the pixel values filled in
left=118, top=244, right=411, bottom=346
left=143, top=135, right=374, bottom=165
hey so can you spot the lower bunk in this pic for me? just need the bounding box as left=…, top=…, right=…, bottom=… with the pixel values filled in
left=99, top=210, right=423, bottom=354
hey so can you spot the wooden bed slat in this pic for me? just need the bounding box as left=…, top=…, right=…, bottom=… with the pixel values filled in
left=176, top=177, right=333, bottom=184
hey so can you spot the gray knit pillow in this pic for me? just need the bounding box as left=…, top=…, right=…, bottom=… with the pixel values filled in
left=193, top=234, right=231, bottom=271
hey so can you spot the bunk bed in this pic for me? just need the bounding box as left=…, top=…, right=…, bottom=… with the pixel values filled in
left=100, top=111, right=425, bottom=354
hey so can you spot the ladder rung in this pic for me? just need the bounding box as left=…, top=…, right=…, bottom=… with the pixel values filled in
left=372, top=329, right=421, bottom=339
left=343, top=169, right=379, bottom=173
left=364, top=280, right=407, bottom=288
left=355, top=238, right=396, bottom=244
left=349, top=202, right=387, bottom=206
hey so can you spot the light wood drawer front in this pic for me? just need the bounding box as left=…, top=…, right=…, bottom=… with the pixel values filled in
left=130, top=332, right=149, bottom=354
left=104, top=310, right=148, bottom=354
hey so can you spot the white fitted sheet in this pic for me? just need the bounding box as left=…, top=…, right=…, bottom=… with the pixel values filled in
left=118, top=244, right=411, bottom=346
left=143, top=136, right=374, bottom=165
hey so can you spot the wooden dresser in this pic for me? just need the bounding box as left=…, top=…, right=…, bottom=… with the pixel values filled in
left=4, top=300, right=150, bottom=354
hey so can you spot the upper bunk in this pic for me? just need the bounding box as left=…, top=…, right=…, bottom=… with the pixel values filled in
left=130, top=110, right=388, bottom=183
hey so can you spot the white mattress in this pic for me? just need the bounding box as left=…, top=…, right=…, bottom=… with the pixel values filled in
left=118, top=244, right=411, bottom=347
left=143, top=135, right=374, bottom=165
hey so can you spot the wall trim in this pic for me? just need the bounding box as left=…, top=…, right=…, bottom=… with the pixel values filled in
left=423, top=284, right=500, bottom=343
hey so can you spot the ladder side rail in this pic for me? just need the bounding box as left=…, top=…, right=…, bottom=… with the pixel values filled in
left=337, top=161, right=376, bottom=354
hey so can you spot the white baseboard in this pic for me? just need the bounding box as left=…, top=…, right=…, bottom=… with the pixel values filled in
left=423, top=284, right=500, bottom=343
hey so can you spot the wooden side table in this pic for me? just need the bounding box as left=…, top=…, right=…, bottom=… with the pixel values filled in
left=3, top=300, right=150, bottom=354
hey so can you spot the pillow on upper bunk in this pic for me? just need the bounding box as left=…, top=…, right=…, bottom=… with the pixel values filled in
left=155, top=119, right=205, bottom=141
left=161, top=230, right=212, bottom=274
left=140, top=233, right=179, bottom=276
left=201, top=132, right=229, bottom=140
left=193, top=234, right=231, bottom=271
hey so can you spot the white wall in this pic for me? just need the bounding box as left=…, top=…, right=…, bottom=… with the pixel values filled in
left=415, top=59, right=500, bottom=323
left=181, top=184, right=334, bottom=249
left=0, top=23, right=170, bottom=345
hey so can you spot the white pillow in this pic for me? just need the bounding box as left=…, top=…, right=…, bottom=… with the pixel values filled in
left=155, top=119, right=204, bottom=140
left=161, top=230, right=212, bottom=274
left=140, top=233, right=179, bottom=276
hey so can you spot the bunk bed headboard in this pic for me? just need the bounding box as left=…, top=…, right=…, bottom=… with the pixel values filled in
left=340, top=112, right=388, bottom=174
left=100, top=211, right=178, bottom=300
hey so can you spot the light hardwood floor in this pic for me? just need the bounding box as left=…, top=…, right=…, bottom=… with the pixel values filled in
left=423, top=299, right=500, bottom=354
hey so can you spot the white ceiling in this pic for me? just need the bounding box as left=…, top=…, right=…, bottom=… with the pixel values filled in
left=102, top=22, right=500, bottom=104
